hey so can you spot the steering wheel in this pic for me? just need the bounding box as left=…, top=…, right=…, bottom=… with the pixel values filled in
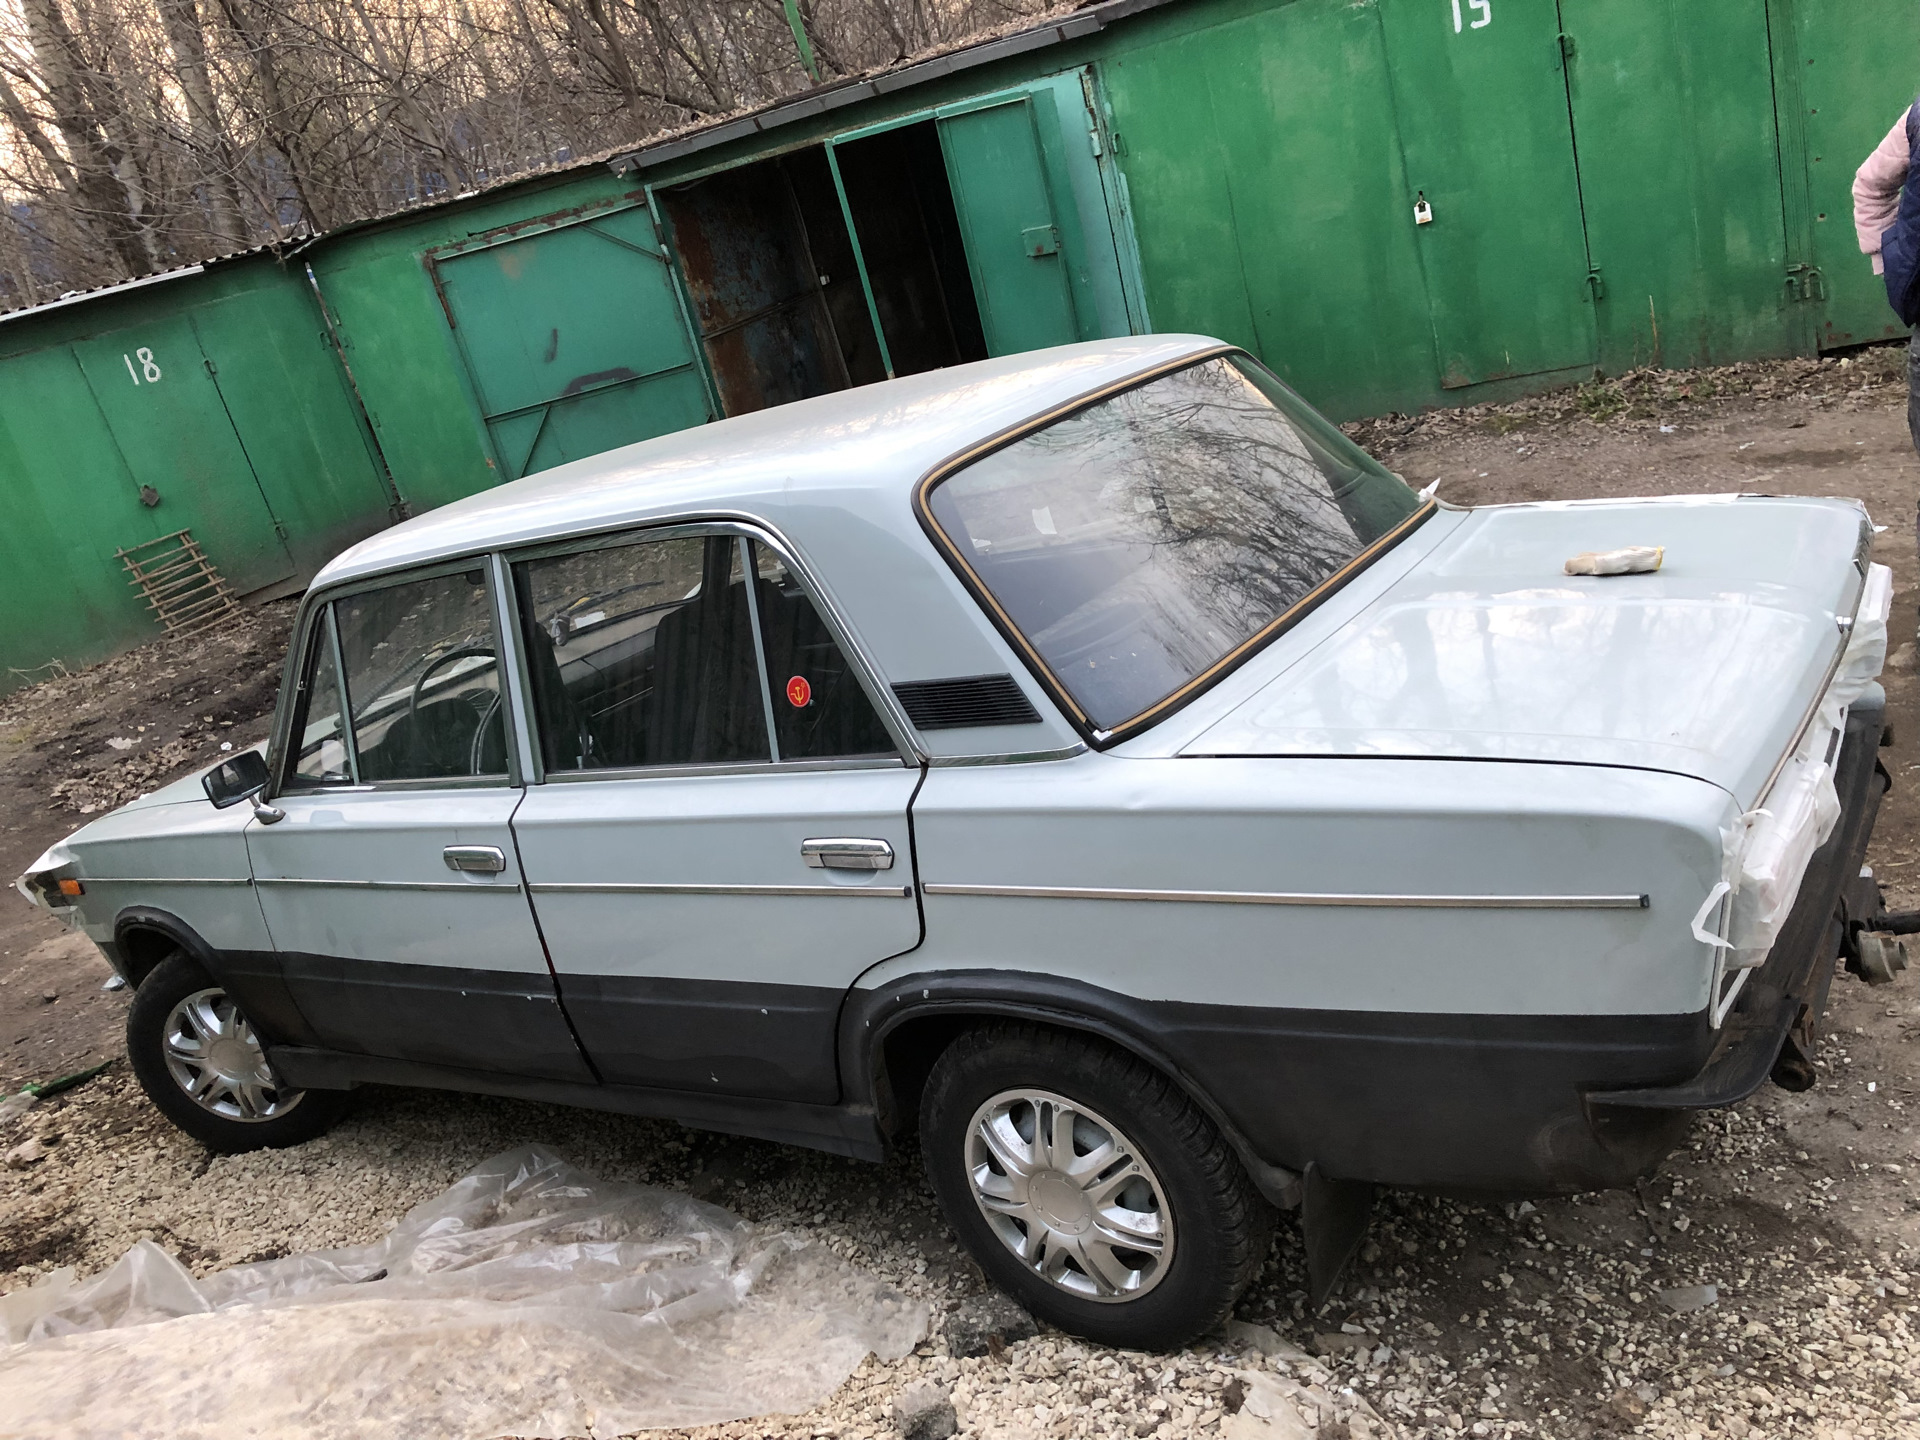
left=409, top=646, right=499, bottom=776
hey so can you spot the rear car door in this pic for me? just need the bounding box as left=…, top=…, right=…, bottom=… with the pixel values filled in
left=249, top=560, right=592, bottom=1081
left=507, top=525, right=921, bottom=1103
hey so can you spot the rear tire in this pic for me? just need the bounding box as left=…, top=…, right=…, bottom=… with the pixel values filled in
left=127, top=951, right=346, bottom=1152
left=920, top=1024, right=1272, bottom=1351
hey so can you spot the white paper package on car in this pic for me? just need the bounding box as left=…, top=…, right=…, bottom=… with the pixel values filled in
left=1705, top=562, right=1892, bottom=970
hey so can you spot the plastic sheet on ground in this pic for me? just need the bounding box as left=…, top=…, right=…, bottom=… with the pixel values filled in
left=0, top=1145, right=927, bottom=1440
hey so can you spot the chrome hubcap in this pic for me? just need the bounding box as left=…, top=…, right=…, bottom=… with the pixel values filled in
left=965, top=1088, right=1173, bottom=1302
left=161, top=987, right=303, bottom=1122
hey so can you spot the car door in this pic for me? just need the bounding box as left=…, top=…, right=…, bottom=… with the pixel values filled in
left=248, top=559, right=593, bottom=1082
left=507, top=525, right=922, bottom=1104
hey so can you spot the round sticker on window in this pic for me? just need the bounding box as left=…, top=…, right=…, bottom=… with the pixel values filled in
left=786, top=675, right=812, bottom=708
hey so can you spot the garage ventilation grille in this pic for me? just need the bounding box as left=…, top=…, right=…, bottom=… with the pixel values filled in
left=115, top=530, right=243, bottom=639
left=891, top=674, right=1041, bottom=729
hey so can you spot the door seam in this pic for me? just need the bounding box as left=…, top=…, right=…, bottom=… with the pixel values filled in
left=508, top=786, right=605, bottom=1084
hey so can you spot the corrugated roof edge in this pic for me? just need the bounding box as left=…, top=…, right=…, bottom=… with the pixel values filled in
left=0, top=263, right=208, bottom=327
left=0, top=224, right=319, bottom=325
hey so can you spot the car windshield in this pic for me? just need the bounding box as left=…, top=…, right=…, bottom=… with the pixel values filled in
left=921, top=353, right=1429, bottom=736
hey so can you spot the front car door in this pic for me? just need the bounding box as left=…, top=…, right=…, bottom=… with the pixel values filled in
left=250, top=559, right=591, bottom=1081
left=506, top=524, right=922, bottom=1104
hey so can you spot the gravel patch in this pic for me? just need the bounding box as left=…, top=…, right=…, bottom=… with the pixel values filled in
left=4, top=1049, right=1917, bottom=1439
left=5, top=351, right=1920, bottom=1437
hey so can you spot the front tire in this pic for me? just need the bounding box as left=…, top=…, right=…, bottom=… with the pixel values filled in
left=127, top=951, right=346, bottom=1152
left=920, top=1024, right=1273, bottom=1351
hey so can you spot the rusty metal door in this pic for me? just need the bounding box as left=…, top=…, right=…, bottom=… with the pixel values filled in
left=429, top=200, right=716, bottom=479
left=653, top=167, right=851, bottom=416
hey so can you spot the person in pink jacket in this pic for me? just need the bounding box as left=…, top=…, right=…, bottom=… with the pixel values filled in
left=1855, top=104, right=1920, bottom=452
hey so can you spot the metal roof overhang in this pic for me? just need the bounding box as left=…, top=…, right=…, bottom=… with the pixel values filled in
left=0, top=264, right=208, bottom=329
left=606, top=0, right=1183, bottom=174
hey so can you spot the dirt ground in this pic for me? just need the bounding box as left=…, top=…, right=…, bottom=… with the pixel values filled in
left=3, top=347, right=1920, bottom=1440
left=0, top=604, right=292, bottom=1091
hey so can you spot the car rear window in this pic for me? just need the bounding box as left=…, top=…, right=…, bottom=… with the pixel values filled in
left=920, top=353, right=1429, bottom=738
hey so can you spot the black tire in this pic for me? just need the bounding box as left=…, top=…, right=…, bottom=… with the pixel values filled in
left=920, top=1024, right=1273, bottom=1351
left=127, top=951, right=347, bottom=1153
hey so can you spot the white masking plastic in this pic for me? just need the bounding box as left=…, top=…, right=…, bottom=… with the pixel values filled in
left=1713, top=562, right=1891, bottom=972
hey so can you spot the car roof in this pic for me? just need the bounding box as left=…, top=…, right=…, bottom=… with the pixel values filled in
left=314, top=334, right=1223, bottom=591
left=309, top=335, right=1227, bottom=760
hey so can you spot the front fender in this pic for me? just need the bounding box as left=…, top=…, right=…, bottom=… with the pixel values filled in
left=111, top=905, right=316, bottom=1047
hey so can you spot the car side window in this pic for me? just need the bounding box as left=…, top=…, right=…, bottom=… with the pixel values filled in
left=333, top=569, right=508, bottom=782
left=746, top=542, right=895, bottom=760
left=284, top=609, right=352, bottom=789
left=513, top=534, right=771, bottom=771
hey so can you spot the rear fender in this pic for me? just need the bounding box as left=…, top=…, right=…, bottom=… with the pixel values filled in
left=842, top=969, right=1302, bottom=1209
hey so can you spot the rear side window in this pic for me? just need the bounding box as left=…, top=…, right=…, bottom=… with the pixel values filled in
left=748, top=542, right=895, bottom=760
left=513, top=532, right=894, bottom=772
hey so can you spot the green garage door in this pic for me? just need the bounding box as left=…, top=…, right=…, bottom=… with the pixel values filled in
left=1378, top=0, right=1597, bottom=388
left=826, top=69, right=1135, bottom=368
left=70, top=316, right=296, bottom=595
left=936, top=92, right=1085, bottom=356
left=1794, top=0, right=1920, bottom=348
left=430, top=201, right=715, bottom=479
left=1560, top=0, right=1793, bottom=371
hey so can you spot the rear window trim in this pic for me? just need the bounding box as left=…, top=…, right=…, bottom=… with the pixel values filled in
left=912, top=346, right=1435, bottom=748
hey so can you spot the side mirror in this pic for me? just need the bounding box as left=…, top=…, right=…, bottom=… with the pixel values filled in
left=204, top=751, right=270, bottom=809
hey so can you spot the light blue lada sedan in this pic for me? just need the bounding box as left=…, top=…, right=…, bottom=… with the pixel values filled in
left=17, top=337, right=1902, bottom=1349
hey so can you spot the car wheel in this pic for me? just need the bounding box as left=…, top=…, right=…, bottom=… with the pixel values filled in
left=127, top=950, right=346, bottom=1152
left=920, top=1024, right=1273, bottom=1351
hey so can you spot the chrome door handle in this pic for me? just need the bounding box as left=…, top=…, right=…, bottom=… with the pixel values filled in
left=801, top=838, right=895, bottom=871
left=444, top=845, right=507, bottom=874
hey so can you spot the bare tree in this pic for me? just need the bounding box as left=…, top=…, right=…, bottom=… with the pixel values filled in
left=0, top=0, right=1062, bottom=309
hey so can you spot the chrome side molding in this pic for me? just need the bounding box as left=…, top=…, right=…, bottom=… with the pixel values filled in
left=922, top=883, right=1649, bottom=910
left=529, top=881, right=910, bottom=898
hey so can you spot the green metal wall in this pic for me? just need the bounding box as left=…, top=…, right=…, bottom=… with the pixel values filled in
left=1792, top=0, right=1920, bottom=348
left=0, top=258, right=395, bottom=687
left=1097, top=0, right=1892, bottom=412
left=306, top=171, right=718, bottom=505
left=3, top=0, right=1918, bottom=691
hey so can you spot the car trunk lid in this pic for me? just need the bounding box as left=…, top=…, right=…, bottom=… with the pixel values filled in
left=1181, top=495, right=1872, bottom=806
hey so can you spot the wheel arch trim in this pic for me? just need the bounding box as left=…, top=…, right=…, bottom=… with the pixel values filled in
left=843, top=971, right=1302, bottom=1209
left=110, top=907, right=320, bottom=1048
left=112, top=906, right=220, bottom=986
